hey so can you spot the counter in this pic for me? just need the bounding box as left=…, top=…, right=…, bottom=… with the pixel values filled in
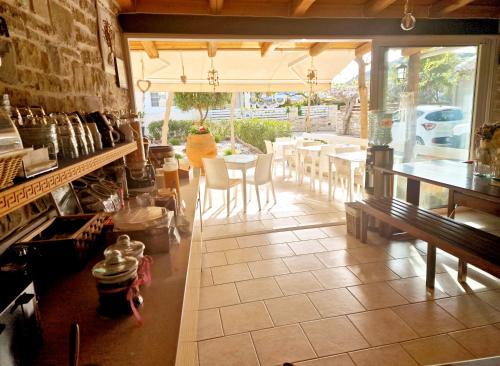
left=34, top=174, right=200, bottom=366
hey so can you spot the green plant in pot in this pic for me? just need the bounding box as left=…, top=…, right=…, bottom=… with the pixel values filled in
left=175, top=92, right=231, bottom=168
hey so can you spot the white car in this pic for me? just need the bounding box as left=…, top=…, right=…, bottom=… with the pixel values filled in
left=392, top=105, right=467, bottom=146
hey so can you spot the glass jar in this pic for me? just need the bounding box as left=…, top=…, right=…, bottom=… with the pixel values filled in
left=473, top=140, right=493, bottom=177
left=368, top=110, right=393, bottom=147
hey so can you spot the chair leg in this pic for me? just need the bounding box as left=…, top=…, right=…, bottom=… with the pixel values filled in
left=203, top=185, right=208, bottom=212
left=226, top=189, right=230, bottom=216
left=234, top=185, right=238, bottom=208
left=266, top=184, right=269, bottom=203
left=333, top=173, right=338, bottom=199
left=255, top=185, right=262, bottom=211
left=270, top=181, right=277, bottom=203
left=426, top=244, right=437, bottom=289
left=208, top=190, right=212, bottom=208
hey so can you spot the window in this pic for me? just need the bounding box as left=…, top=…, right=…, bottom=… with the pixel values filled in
left=150, top=93, right=160, bottom=107
left=425, top=109, right=464, bottom=122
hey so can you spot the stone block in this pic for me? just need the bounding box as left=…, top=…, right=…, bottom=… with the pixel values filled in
left=0, top=40, right=18, bottom=84
left=49, top=0, right=75, bottom=44
left=32, top=0, right=50, bottom=21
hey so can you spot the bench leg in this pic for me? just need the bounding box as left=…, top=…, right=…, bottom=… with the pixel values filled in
left=458, top=260, right=468, bottom=283
left=426, top=244, right=436, bottom=289
left=360, top=211, right=368, bottom=244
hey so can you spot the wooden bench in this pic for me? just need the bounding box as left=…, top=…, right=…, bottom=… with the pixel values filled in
left=359, top=197, right=500, bottom=288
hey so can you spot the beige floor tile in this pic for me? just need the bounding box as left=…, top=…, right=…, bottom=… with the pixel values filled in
left=202, top=252, right=228, bottom=268
left=348, top=283, right=408, bottom=310
left=264, top=230, right=299, bottom=244
left=220, top=301, right=273, bottom=335
left=211, top=263, right=253, bottom=284
left=302, top=316, right=369, bottom=356
left=393, top=302, right=465, bottom=337
left=477, top=290, right=500, bottom=311
left=401, top=334, right=474, bottom=366
left=197, top=308, right=224, bottom=341
left=348, top=309, right=418, bottom=346
left=346, top=247, right=393, bottom=264
left=201, top=268, right=213, bottom=287
left=261, top=217, right=300, bottom=230
left=276, top=272, right=324, bottom=295
left=385, top=257, right=428, bottom=278
left=236, top=277, right=283, bottom=302
left=198, top=333, right=259, bottom=366
left=248, top=258, right=290, bottom=278
left=315, top=250, right=360, bottom=267
left=320, top=225, right=347, bottom=238
left=199, top=283, right=240, bottom=310
left=384, top=242, right=424, bottom=259
left=313, top=267, right=362, bottom=289
left=294, top=228, right=329, bottom=240
left=225, top=247, right=262, bottom=264
left=238, top=211, right=275, bottom=222
left=436, top=295, right=500, bottom=327
left=296, top=354, right=355, bottom=366
left=258, top=243, right=295, bottom=259
left=236, top=234, right=270, bottom=248
left=435, top=270, right=500, bottom=297
left=272, top=210, right=308, bottom=218
left=349, top=344, right=418, bottom=366
left=319, top=236, right=364, bottom=251
left=449, top=325, right=500, bottom=358
left=289, top=240, right=327, bottom=255
left=387, top=277, right=449, bottom=303
left=284, top=254, right=325, bottom=273
left=265, top=294, right=320, bottom=326
left=252, top=324, right=316, bottom=366
left=205, top=237, right=239, bottom=252
left=295, top=213, right=343, bottom=225
left=308, top=288, right=365, bottom=317
left=347, top=263, right=399, bottom=283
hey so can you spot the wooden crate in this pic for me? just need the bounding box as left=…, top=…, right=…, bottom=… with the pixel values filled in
left=344, top=202, right=362, bottom=239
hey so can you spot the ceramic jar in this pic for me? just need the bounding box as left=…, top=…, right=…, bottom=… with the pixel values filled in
left=104, top=235, right=145, bottom=261
left=91, top=250, right=140, bottom=317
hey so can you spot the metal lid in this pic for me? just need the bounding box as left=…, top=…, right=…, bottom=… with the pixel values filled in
left=104, top=235, right=145, bottom=259
left=92, top=250, right=138, bottom=284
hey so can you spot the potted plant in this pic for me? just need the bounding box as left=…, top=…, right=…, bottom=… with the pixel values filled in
left=474, top=122, right=500, bottom=177
left=174, top=92, right=231, bottom=169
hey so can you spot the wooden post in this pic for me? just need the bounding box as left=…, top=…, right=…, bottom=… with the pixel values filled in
left=161, top=92, right=174, bottom=145
left=402, top=52, right=420, bottom=163
left=356, top=56, right=368, bottom=139
left=306, top=88, right=312, bottom=132
left=230, top=93, right=237, bottom=152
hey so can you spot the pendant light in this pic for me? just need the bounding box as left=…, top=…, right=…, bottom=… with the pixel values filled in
left=401, top=0, right=416, bottom=31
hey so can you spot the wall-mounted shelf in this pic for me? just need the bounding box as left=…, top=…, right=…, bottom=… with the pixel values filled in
left=0, top=142, right=137, bottom=218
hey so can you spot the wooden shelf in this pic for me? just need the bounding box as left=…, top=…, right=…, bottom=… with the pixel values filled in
left=0, top=142, right=137, bottom=218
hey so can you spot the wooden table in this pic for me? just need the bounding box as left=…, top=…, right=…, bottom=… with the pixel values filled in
left=328, top=151, right=367, bottom=201
left=223, top=154, right=257, bottom=213
left=297, top=145, right=323, bottom=190
left=375, top=159, right=500, bottom=280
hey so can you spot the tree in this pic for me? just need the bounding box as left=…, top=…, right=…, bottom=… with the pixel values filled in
left=418, top=53, right=459, bottom=104
left=174, top=92, right=232, bottom=125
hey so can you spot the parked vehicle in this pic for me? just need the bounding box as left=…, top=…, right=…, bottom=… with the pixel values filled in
left=392, top=105, right=467, bottom=146
left=450, top=123, right=471, bottom=149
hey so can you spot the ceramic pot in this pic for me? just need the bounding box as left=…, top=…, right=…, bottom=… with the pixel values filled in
left=186, top=133, right=217, bottom=169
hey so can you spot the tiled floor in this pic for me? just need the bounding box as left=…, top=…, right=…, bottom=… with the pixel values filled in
left=196, top=223, right=500, bottom=366
left=195, top=170, right=500, bottom=366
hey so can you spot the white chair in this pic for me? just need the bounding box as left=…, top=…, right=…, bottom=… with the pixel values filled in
left=202, top=157, right=242, bottom=216
left=265, top=140, right=285, bottom=177
left=247, top=154, right=276, bottom=211
left=275, top=137, right=292, bottom=142
left=304, top=144, right=336, bottom=192
left=331, top=146, right=363, bottom=201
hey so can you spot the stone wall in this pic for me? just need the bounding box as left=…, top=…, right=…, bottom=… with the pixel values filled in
left=492, top=48, right=500, bottom=122
left=0, top=0, right=129, bottom=112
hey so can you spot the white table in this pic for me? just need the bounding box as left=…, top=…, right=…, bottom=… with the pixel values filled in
left=223, top=154, right=257, bottom=213
left=297, top=145, right=323, bottom=190
left=328, top=151, right=367, bottom=201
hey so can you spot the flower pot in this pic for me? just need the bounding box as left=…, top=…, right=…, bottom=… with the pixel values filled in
left=186, top=133, right=217, bottom=169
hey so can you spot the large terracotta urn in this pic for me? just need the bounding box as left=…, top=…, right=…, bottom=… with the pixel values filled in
left=186, top=133, right=217, bottom=169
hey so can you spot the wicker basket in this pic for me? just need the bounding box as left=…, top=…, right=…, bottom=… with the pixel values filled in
left=0, top=149, right=31, bottom=190
left=344, top=201, right=363, bottom=239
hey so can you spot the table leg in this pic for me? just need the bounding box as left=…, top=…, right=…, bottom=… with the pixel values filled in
left=328, top=158, right=332, bottom=200
left=311, top=153, right=316, bottom=191
left=242, top=168, right=247, bottom=213
left=447, top=190, right=456, bottom=218
left=406, top=178, right=421, bottom=205
left=426, top=243, right=436, bottom=289
left=348, top=163, right=354, bottom=202
left=458, top=260, right=468, bottom=283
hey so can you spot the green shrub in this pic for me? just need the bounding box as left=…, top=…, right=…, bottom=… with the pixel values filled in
left=223, top=148, right=233, bottom=156
left=147, top=120, right=163, bottom=141
left=168, top=120, right=192, bottom=141
left=214, top=135, right=221, bottom=143
left=169, top=138, right=181, bottom=146
left=235, top=119, right=292, bottom=152
left=206, top=120, right=230, bottom=140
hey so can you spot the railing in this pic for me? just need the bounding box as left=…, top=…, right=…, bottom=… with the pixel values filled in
left=207, top=108, right=288, bottom=121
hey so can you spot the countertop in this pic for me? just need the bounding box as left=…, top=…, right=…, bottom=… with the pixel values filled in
left=34, top=174, right=200, bottom=366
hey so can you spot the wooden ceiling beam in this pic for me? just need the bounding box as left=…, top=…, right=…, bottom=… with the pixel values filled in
left=355, top=42, right=371, bottom=58
left=290, top=0, right=316, bottom=16
left=364, top=0, right=398, bottom=16
left=260, top=42, right=276, bottom=57
left=309, top=42, right=333, bottom=57
left=430, top=0, right=476, bottom=16
left=141, top=41, right=159, bottom=58
left=117, top=0, right=134, bottom=12
left=207, top=42, right=217, bottom=57
left=208, top=0, right=224, bottom=14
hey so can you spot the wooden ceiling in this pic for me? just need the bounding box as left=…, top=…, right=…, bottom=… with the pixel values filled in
left=117, top=0, right=500, bottom=19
